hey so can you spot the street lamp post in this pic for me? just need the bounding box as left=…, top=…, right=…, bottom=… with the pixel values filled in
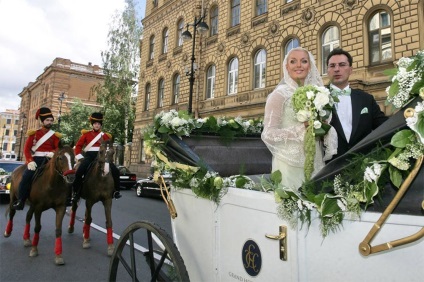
left=0, top=124, right=5, bottom=159
left=57, top=92, right=66, bottom=131
left=182, top=15, right=209, bottom=114
left=17, top=114, right=26, bottom=161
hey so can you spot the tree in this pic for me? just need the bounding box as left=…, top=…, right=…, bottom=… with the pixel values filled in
left=53, top=99, right=94, bottom=146
left=91, top=0, right=143, bottom=147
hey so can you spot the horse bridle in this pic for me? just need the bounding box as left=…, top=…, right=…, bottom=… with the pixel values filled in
left=53, top=149, right=76, bottom=180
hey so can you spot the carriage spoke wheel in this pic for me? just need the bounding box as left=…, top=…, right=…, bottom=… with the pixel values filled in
left=109, top=221, right=189, bottom=282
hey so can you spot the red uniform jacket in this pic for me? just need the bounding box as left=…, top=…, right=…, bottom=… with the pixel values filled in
left=74, top=129, right=112, bottom=160
left=24, top=128, right=61, bottom=163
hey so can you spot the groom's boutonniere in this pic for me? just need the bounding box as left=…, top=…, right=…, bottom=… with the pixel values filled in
left=360, top=107, right=369, bottom=114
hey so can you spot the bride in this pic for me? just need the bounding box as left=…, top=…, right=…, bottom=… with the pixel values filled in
left=261, top=47, right=337, bottom=189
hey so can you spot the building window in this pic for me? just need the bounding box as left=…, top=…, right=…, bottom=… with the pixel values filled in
left=206, top=65, right=216, bottom=99
left=256, top=0, right=267, bottom=16
left=6, top=119, right=11, bottom=124
left=369, top=10, right=392, bottom=64
left=231, top=0, right=240, bottom=27
left=153, top=0, right=158, bottom=8
left=210, top=6, right=219, bottom=36
left=5, top=129, right=10, bottom=136
left=13, top=130, right=17, bottom=136
left=157, top=79, right=165, bottom=108
left=284, top=38, right=300, bottom=55
left=149, top=35, right=155, bottom=60
left=228, top=57, right=238, bottom=95
left=322, top=26, right=340, bottom=74
left=177, top=19, right=184, bottom=47
left=144, top=84, right=151, bottom=111
left=254, top=49, right=266, bottom=89
left=162, top=28, right=169, bottom=54
left=173, top=74, right=180, bottom=104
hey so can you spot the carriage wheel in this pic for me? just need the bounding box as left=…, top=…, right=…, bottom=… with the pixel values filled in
left=109, top=220, right=189, bottom=282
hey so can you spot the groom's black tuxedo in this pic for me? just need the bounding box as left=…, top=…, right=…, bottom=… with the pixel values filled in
left=329, top=88, right=387, bottom=161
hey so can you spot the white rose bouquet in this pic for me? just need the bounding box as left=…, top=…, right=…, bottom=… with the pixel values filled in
left=291, top=85, right=338, bottom=180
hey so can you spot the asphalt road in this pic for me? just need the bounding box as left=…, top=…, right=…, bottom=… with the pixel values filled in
left=0, top=188, right=172, bottom=282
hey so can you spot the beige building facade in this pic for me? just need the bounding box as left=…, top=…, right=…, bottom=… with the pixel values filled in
left=16, top=58, right=104, bottom=161
left=130, top=0, right=424, bottom=176
left=0, top=109, right=20, bottom=160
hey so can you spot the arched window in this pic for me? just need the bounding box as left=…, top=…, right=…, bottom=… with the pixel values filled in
left=149, top=35, right=155, bottom=60
left=173, top=74, right=180, bottom=104
left=369, top=10, right=392, bottom=64
left=162, top=28, right=169, bottom=54
left=322, top=26, right=340, bottom=74
left=144, top=84, right=151, bottom=111
left=256, top=0, right=267, bottom=16
left=210, top=6, right=219, bottom=36
left=284, top=38, right=299, bottom=55
left=157, top=79, right=164, bottom=108
left=206, top=65, right=216, bottom=99
left=228, top=57, right=238, bottom=95
left=254, top=49, right=266, bottom=89
left=231, top=0, right=240, bottom=27
left=177, top=19, right=184, bottom=47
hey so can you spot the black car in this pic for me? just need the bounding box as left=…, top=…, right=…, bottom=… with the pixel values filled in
left=135, top=172, right=172, bottom=198
left=0, top=161, right=24, bottom=196
left=118, top=166, right=137, bottom=189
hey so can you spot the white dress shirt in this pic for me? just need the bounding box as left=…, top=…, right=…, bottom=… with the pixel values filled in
left=331, top=84, right=352, bottom=142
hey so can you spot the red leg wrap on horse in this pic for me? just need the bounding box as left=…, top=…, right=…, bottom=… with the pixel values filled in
left=5, top=220, right=13, bottom=235
left=23, top=224, right=30, bottom=240
left=55, top=237, right=62, bottom=255
left=83, top=223, right=90, bottom=239
left=107, top=227, right=113, bottom=244
left=32, top=233, right=40, bottom=246
left=69, top=210, right=75, bottom=226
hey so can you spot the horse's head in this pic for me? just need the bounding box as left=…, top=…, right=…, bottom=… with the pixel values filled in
left=53, top=145, right=76, bottom=184
left=99, top=140, right=115, bottom=164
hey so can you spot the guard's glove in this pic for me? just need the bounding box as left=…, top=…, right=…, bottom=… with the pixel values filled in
left=28, top=161, right=37, bottom=171
left=46, top=152, right=54, bottom=158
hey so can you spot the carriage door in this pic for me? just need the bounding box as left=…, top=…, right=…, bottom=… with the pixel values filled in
left=217, top=188, right=299, bottom=281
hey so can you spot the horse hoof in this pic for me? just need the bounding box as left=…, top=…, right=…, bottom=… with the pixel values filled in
left=23, top=239, right=32, bottom=247
left=107, top=244, right=115, bottom=257
left=4, top=232, right=11, bottom=238
left=55, top=255, right=65, bottom=265
left=82, top=239, right=91, bottom=249
left=68, top=226, right=74, bottom=233
left=29, top=247, right=38, bottom=257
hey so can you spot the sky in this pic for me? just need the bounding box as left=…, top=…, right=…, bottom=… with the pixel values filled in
left=0, top=0, right=145, bottom=113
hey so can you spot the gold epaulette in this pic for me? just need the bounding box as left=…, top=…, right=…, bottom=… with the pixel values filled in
left=54, top=132, right=63, bottom=138
left=81, top=129, right=90, bottom=135
left=105, top=132, right=112, bottom=139
left=26, top=129, right=36, bottom=136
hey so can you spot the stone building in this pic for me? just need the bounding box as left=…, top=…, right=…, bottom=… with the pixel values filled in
left=130, top=0, right=424, bottom=176
left=16, top=58, right=104, bottom=161
left=0, top=109, right=20, bottom=160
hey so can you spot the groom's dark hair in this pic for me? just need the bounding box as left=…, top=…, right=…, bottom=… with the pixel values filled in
left=326, top=48, right=353, bottom=66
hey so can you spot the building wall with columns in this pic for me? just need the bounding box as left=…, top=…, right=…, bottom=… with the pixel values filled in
left=130, top=0, right=423, bottom=177
left=16, top=58, right=104, bottom=161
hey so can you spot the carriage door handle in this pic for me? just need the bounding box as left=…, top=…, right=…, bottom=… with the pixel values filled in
left=265, top=225, right=287, bottom=261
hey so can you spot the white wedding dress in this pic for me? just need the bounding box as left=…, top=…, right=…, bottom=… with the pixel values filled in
left=261, top=48, right=337, bottom=189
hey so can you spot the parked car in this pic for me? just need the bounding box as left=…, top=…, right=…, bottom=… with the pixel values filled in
left=135, top=172, right=172, bottom=198
left=0, top=160, right=24, bottom=196
left=118, top=166, right=137, bottom=189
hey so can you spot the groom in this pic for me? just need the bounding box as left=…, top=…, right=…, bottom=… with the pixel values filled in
left=326, top=48, right=387, bottom=162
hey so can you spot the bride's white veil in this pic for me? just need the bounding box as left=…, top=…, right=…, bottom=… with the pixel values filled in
left=278, top=47, right=324, bottom=89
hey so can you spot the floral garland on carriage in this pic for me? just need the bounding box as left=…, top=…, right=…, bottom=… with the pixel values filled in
left=143, top=50, right=424, bottom=237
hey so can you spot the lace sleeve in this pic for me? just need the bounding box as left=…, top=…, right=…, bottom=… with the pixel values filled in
left=261, top=86, right=306, bottom=166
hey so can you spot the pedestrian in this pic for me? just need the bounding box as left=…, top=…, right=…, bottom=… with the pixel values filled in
left=13, top=107, right=62, bottom=210
left=71, top=112, right=121, bottom=204
left=326, top=48, right=388, bottom=161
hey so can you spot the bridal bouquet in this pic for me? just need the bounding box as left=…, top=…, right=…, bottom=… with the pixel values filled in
left=291, top=85, right=338, bottom=180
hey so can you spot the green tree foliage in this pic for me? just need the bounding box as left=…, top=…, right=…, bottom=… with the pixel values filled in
left=91, top=0, right=143, bottom=146
left=53, top=99, right=94, bottom=146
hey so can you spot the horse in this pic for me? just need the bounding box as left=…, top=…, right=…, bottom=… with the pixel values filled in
left=67, top=140, right=116, bottom=256
left=3, top=145, right=76, bottom=265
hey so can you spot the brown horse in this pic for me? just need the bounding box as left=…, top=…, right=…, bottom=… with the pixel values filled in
left=3, top=145, right=76, bottom=265
left=68, top=140, right=115, bottom=256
